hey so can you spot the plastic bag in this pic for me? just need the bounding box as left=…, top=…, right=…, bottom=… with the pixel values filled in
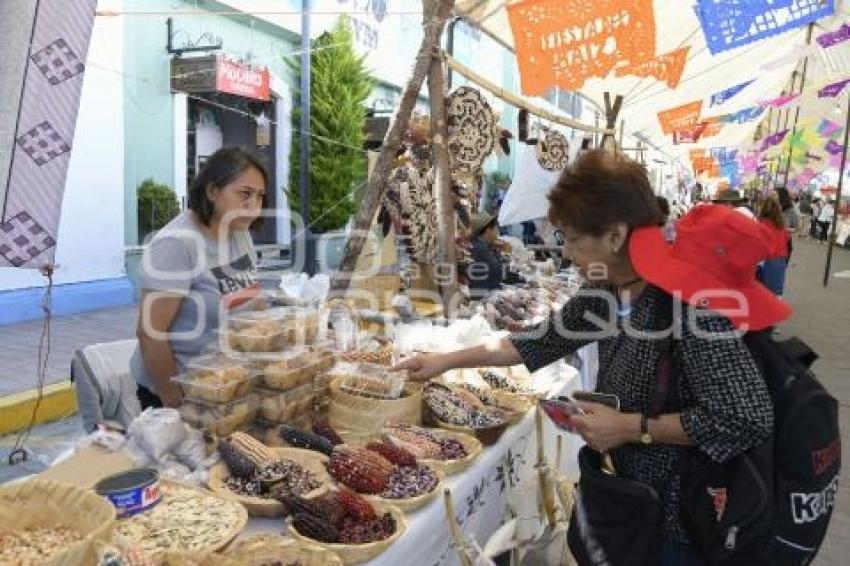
left=75, top=427, right=126, bottom=453
left=279, top=272, right=330, bottom=304
left=172, top=426, right=206, bottom=470
left=125, top=408, right=187, bottom=462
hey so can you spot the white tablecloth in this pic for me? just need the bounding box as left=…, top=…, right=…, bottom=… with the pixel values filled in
left=245, top=362, right=582, bottom=565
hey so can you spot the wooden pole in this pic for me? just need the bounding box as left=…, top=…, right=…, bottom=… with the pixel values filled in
left=442, top=54, right=611, bottom=134
left=428, top=48, right=458, bottom=316
left=443, top=488, right=473, bottom=566
left=599, top=92, right=623, bottom=151
left=331, top=0, right=455, bottom=292
left=782, top=24, right=814, bottom=188
left=823, top=93, right=850, bottom=288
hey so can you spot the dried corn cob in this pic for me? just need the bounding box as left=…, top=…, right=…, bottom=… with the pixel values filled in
left=312, top=418, right=343, bottom=446
left=292, top=512, right=340, bottom=543
left=452, top=387, right=485, bottom=409
left=337, top=489, right=377, bottom=522
left=347, top=446, right=396, bottom=478
left=327, top=448, right=390, bottom=494
left=314, top=491, right=347, bottom=528
left=218, top=432, right=275, bottom=478
left=277, top=425, right=334, bottom=456
left=385, top=431, right=443, bottom=459
left=366, top=441, right=417, bottom=468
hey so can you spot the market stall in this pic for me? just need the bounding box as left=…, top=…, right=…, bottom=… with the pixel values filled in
left=22, top=350, right=579, bottom=565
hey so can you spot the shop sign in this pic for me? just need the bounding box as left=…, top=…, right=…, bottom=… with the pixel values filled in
left=171, top=55, right=269, bottom=101
left=170, top=55, right=217, bottom=93
left=216, top=57, right=270, bottom=101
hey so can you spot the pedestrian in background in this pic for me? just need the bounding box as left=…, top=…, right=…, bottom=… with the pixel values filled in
left=818, top=199, right=835, bottom=243
left=796, top=196, right=810, bottom=238
left=757, top=197, right=791, bottom=297
left=810, top=198, right=822, bottom=239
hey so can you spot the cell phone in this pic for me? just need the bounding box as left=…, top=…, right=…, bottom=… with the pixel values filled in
left=539, top=398, right=585, bottom=432
left=571, top=391, right=621, bottom=411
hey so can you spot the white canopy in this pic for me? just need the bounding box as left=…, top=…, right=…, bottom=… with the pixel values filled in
left=456, top=0, right=850, bottom=168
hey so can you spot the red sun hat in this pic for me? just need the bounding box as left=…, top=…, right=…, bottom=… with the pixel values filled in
left=629, top=204, right=792, bottom=331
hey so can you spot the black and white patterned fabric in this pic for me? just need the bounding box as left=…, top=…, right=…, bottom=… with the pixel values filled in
left=447, top=86, right=497, bottom=175
left=510, top=284, right=773, bottom=543
left=536, top=128, right=569, bottom=171
left=383, top=163, right=438, bottom=264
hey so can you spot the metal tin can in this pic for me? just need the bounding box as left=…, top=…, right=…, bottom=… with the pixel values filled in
left=94, top=468, right=161, bottom=518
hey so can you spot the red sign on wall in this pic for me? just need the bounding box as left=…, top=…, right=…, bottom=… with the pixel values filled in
left=216, top=57, right=270, bottom=101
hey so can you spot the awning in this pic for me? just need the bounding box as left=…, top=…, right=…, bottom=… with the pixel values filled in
left=456, top=0, right=850, bottom=167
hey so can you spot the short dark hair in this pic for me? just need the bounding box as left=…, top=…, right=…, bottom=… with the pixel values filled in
left=547, top=149, right=663, bottom=236
left=188, top=146, right=269, bottom=226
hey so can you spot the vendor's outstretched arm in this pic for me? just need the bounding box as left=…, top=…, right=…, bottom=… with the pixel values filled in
left=395, top=336, right=522, bottom=381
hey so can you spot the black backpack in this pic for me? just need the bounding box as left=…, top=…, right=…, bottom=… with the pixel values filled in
left=673, top=326, right=841, bottom=564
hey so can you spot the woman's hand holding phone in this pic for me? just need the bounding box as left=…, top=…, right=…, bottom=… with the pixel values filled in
left=541, top=394, right=639, bottom=453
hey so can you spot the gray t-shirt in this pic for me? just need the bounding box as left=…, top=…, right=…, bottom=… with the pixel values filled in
left=131, top=210, right=259, bottom=392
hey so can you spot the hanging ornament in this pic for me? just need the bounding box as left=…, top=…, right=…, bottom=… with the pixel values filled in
left=447, top=86, right=497, bottom=175
left=536, top=128, right=569, bottom=171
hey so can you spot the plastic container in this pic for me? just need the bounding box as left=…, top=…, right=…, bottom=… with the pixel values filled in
left=229, top=306, right=321, bottom=347
left=179, top=394, right=258, bottom=436
left=332, top=362, right=407, bottom=400
left=259, top=345, right=336, bottom=390
left=281, top=306, right=321, bottom=345
left=174, top=354, right=255, bottom=404
left=256, top=384, right=313, bottom=424
left=256, top=384, right=314, bottom=423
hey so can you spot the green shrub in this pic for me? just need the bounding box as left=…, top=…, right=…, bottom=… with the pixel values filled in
left=137, top=178, right=179, bottom=241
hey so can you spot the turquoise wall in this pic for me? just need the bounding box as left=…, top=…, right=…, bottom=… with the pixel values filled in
left=122, top=1, right=522, bottom=243
left=122, top=0, right=298, bottom=244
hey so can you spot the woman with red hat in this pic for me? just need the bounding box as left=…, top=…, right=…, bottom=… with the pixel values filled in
left=396, top=150, right=791, bottom=564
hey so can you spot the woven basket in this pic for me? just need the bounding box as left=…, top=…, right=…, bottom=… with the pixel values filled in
left=208, top=448, right=331, bottom=517
left=492, top=390, right=533, bottom=415
left=329, top=378, right=422, bottom=434
left=115, top=480, right=247, bottom=556
left=363, top=468, right=445, bottom=513
left=339, top=429, right=482, bottom=477
left=162, top=537, right=343, bottom=566
left=419, top=430, right=483, bottom=476
left=288, top=500, right=406, bottom=564
left=0, top=479, right=115, bottom=566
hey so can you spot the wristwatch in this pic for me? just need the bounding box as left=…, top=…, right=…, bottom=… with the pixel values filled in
left=640, top=414, right=653, bottom=445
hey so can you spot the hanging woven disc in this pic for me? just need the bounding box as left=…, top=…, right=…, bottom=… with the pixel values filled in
left=447, top=86, right=497, bottom=174
left=536, top=129, right=569, bottom=171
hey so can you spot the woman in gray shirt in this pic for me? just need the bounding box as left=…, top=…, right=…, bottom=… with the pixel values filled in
left=131, top=147, right=267, bottom=408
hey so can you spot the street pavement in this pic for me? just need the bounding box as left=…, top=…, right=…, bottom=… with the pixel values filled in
left=0, top=237, right=847, bottom=560
left=0, top=306, right=136, bottom=396
left=780, top=237, right=850, bottom=566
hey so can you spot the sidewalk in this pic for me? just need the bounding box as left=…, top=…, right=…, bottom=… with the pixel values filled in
left=0, top=306, right=136, bottom=396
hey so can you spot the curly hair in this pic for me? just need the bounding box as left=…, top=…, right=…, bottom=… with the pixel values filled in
left=547, top=149, right=663, bottom=236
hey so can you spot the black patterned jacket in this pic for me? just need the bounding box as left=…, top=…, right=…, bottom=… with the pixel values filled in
left=510, top=284, right=773, bottom=543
